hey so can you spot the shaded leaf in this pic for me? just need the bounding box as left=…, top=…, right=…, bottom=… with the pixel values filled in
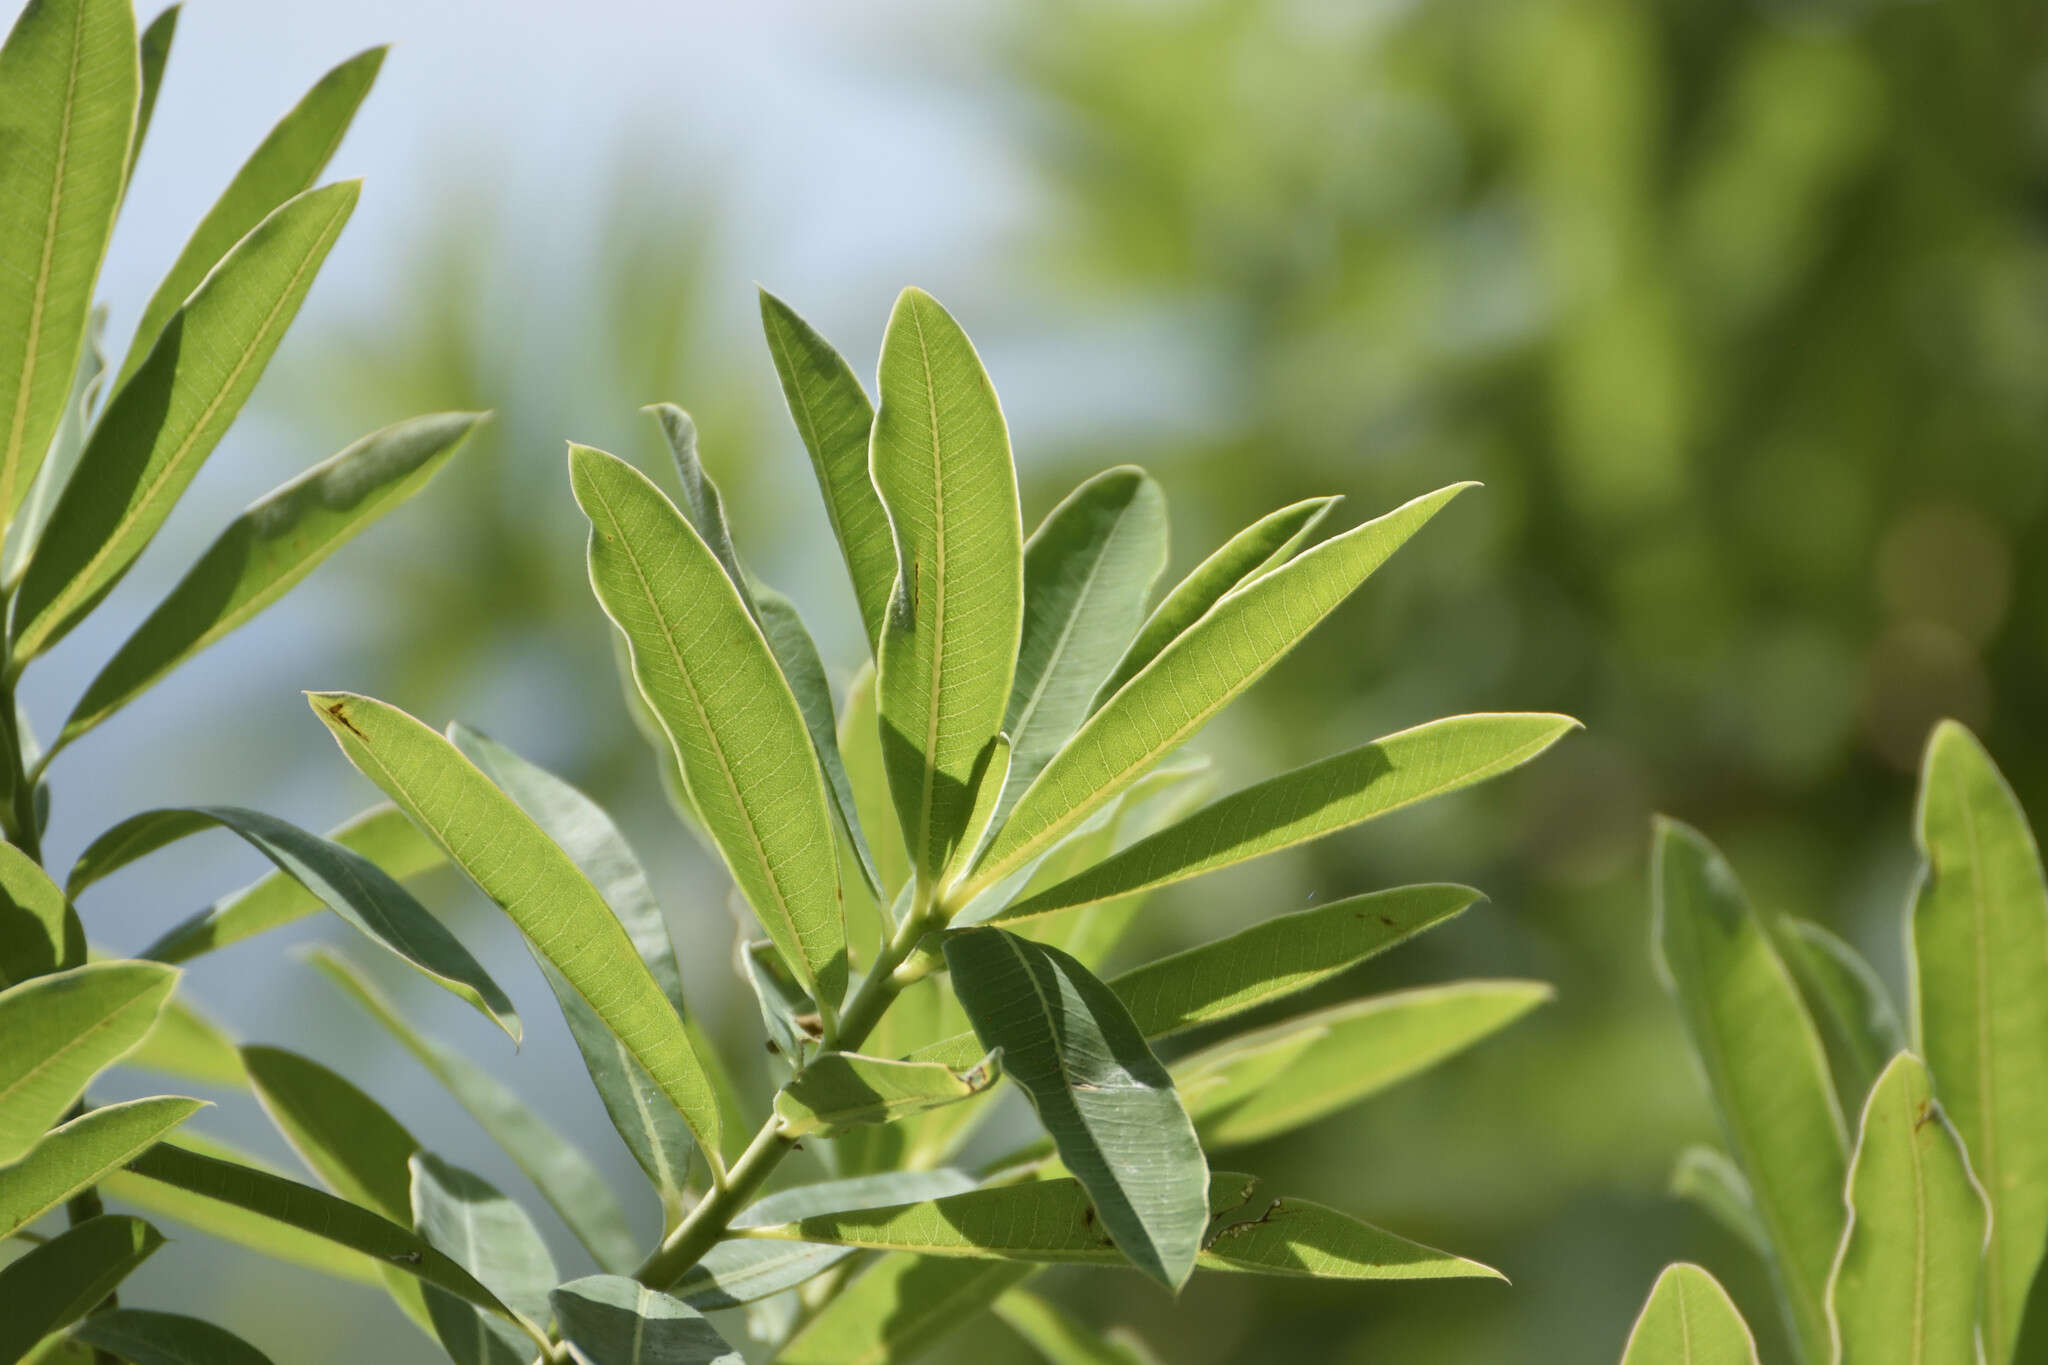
left=993, top=1289, right=1156, bottom=1365
left=0, top=960, right=176, bottom=1164
left=129, top=7, right=178, bottom=176
left=241, top=1044, right=416, bottom=1223
left=70, top=1309, right=275, bottom=1365
left=410, top=1153, right=555, bottom=1361
left=122, top=991, right=243, bottom=1088
left=3, top=305, right=106, bottom=591
left=1620, top=1263, right=1759, bottom=1365
left=775, top=1050, right=1000, bottom=1138
left=1668, top=1146, right=1767, bottom=1260
left=775, top=1254, right=1033, bottom=1365
left=0, top=1095, right=204, bottom=1239
left=552, top=1276, right=741, bottom=1365
left=1774, top=917, right=1905, bottom=1121
left=0, top=841, right=83, bottom=986
left=839, top=661, right=909, bottom=900
left=0, top=1215, right=162, bottom=1362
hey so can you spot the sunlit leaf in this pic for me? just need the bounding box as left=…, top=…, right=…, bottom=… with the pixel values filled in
left=411, top=1153, right=555, bottom=1362
left=552, top=1275, right=742, bottom=1365
left=1668, top=1146, right=1766, bottom=1261
left=0, top=1215, right=162, bottom=1362
left=1773, top=917, right=1904, bottom=1121
left=0, top=842, right=83, bottom=986
left=70, top=1309, right=275, bottom=1365
left=775, top=1050, right=1000, bottom=1138
left=775, top=1254, right=1033, bottom=1365
left=0, top=1095, right=203, bottom=1239
left=1620, top=1263, right=1759, bottom=1365
left=0, top=960, right=176, bottom=1163
left=242, top=1044, right=417, bottom=1223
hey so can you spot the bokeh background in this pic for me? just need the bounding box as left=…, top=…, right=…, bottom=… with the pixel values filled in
left=18, top=0, right=2047, bottom=1360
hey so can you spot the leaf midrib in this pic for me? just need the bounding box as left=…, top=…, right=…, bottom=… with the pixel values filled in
left=909, top=298, right=948, bottom=875
left=0, top=978, right=158, bottom=1118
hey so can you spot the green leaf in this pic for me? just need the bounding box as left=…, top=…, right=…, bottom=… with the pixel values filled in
left=775, top=1254, right=1033, bottom=1365
left=115, top=46, right=383, bottom=384
left=568, top=442, right=847, bottom=1014
left=1000, top=713, right=1576, bottom=922
left=0, top=0, right=136, bottom=544
left=760, top=289, right=892, bottom=652
left=1826, top=1052, right=1988, bottom=1365
left=1774, top=917, right=1905, bottom=1120
left=69, top=806, right=517, bottom=1042
left=969, top=484, right=1472, bottom=896
left=944, top=927, right=1207, bottom=1289
left=307, top=689, right=727, bottom=1165
left=839, top=661, right=909, bottom=900
left=1653, top=818, right=1845, bottom=1365
left=1620, top=1263, right=1760, bottom=1365
left=1092, top=495, right=1338, bottom=711
left=774, top=1050, right=1001, bottom=1137
left=870, top=287, right=1024, bottom=885
left=70, top=1309, right=275, bottom=1365
left=0, top=1215, right=162, bottom=1362
left=61, top=411, right=485, bottom=744
left=1000, top=467, right=1169, bottom=823
left=743, top=937, right=820, bottom=1069
left=410, top=1153, right=555, bottom=1361
left=129, top=7, right=178, bottom=178
left=0, top=1095, right=204, bottom=1238
left=241, top=1044, right=417, bottom=1223
left=3, top=304, right=106, bottom=591
left=0, top=841, right=83, bottom=986
left=140, top=803, right=443, bottom=964
left=1668, top=1146, right=1767, bottom=1260
left=122, top=990, right=243, bottom=1088
left=0, top=960, right=177, bottom=1164
left=1907, top=720, right=2048, bottom=1364
left=552, top=1276, right=742, bottom=1365
left=992, top=1289, right=1155, bottom=1365
left=308, top=947, right=638, bottom=1275
left=1172, top=981, right=1551, bottom=1149
left=741, top=1171, right=1499, bottom=1281
left=14, top=181, right=359, bottom=661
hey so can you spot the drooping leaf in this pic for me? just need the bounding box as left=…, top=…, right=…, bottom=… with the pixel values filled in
left=775, top=1050, right=1000, bottom=1138
left=0, top=960, right=177, bottom=1163
left=241, top=1044, right=417, bottom=1223
left=870, top=287, right=1024, bottom=886
left=1653, top=818, right=1845, bottom=1365
left=14, top=181, right=359, bottom=661
left=122, top=990, right=243, bottom=1087
left=568, top=443, right=847, bottom=1014
left=69, top=806, right=517, bottom=1041
left=2, top=305, right=105, bottom=591
left=552, top=1276, right=742, bottom=1365
left=1000, top=467, right=1169, bottom=822
left=307, top=690, right=726, bottom=1164
left=61, top=411, right=485, bottom=744
left=1907, top=720, right=2048, bottom=1364
left=969, top=484, right=1471, bottom=896
left=0, top=1095, right=204, bottom=1239
left=1668, top=1146, right=1767, bottom=1260
left=1773, top=917, right=1905, bottom=1121
left=1091, top=495, right=1339, bottom=711
left=999, top=714, right=1576, bottom=922
left=0, top=1215, right=162, bottom=1363
left=0, top=841, right=83, bottom=986
left=70, top=1309, right=275, bottom=1365
left=1826, top=1052, right=1987, bottom=1365
left=1619, top=1263, right=1760, bottom=1365
left=309, top=947, right=639, bottom=1274
left=992, top=1289, right=1156, bottom=1365
left=944, top=927, right=1207, bottom=1289
left=411, top=1153, right=555, bottom=1362
left=774, top=1254, right=1033, bottom=1365
left=115, top=45, right=384, bottom=383
left=0, top=0, right=136, bottom=544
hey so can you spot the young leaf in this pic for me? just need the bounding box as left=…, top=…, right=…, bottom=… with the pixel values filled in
left=1092, top=495, right=1339, bottom=710
left=552, top=1275, right=742, bottom=1365
left=775, top=1254, right=1034, bottom=1365
left=992, top=1289, right=1156, bottom=1365
left=1773, top=917, right=1905, bottom=1119
left=0, top=0, right=137, bottom=544
left=0, top=960, right=177, bottom=1163
left=970, top=484, right=1472, bottom=896
left=1653, top=818, right=1845, bottom=1365
left=0, top=1216, right=163, bottom=1363
left=14, top=181, right=360, bottom=661
left=1001, top=467, right=1169, bottom=822
left=1826, top=1052, right=1987, bottom=1365
left=115, top=46, right=384, bottom=382
left=1619, top=1263, right=1760, bottom=1365
left=1668, top=1146, right=1767, bottom=1260
left=944, top=927, right=1207, bottom=1289
left=61, top=412, right=486, bottom=744
left=70, top=1309, right=275, bottom=1365
left=411, top=1153, right=556, bottom=1359
left=567, top=443, right=847, bottom=1013
left=309, top=947, right=639, bottom=1274
left=307, top=689, right=727, bottom=1163
left=242, top=1044, right=418, bottom=1223
left=870, top=287, right=1025, bottom=885
left=999, top=713, right=1576, bottom=922
left=774, top=1049, right=1001, bottom=1138
left=122, top=989, right=244, bottom=1087
left=1907, top=720, right=2048, bottom=1363
left=0, top=1095, right=204, bottom=1239
left=0, top=841, right=84, bottom=986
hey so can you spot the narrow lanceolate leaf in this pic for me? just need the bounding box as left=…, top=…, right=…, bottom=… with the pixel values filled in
left=62, top=412, right=485, bottom=743
left=0, top=960, right=176, bottom=1163
left=310, top=948, right=638, bottom=1274
left=0, top=841, right=83, bottom=986
left=129, top=6, right=177, bottom=177
left=992, top=1290, right=1155, bottom=1365
left=1000, top=468, right=1169, bottom=821
left=870, top=287, right=1024, bottom=884
left=552, top=1276, right=741, bottom=1365
left=0, top=1095, right=203, bottom=1238
left=776, top=1254, right=1034, bottom=1365
left=243, top=1044, right=417, bottom=1223
left=69, top=806, right=517, bottom=1042
left=1827, top=1053, right=1988, bottom=1365
left=760, top=289, right=893, bottom=650
left=71, top=1309, right=275, bottom=1365
left=1620, top=1263, right=1760, bottom=1365
left=945, top=927, right=1207, bottom=1289
left=411, top=1154, right=556, bottom=1360
left=116, top=45, right=384, bottom=382
left=14, top=181, right=359, bottom=661
left=1668, top=1147, right=1768, bottom=1260
left=840, top=661, right=910, bottom=899
left=1908, top=720, right=2048, bottom=1364
left=1001, top=713, right=1576, bottom=922
left=1173, top=981, right=1553, bottom=1149
left=569, top=445, right=847, bottom=1012
left=1774, top=917, right=1905, bottom=1119
left=1092, top=495, right=1338, bottom=712
left=141, top=803, right=443, bottom=963
left=972, top=485, right=1472, bottom=896
left=123, top=990, right=243, bottom=1087
left=0, top=0, right=137, bottom=542
left=775, top=1050, right=1000, bottom=1137
left=0, top=1216, right=162, bottom=1363
left=1653, top=819, right=1845, bottom=1365
left=307, top=690, right=726, bottom=1164
left=2, top=303, right=105, bottom=591
left=743, top=1172, right=1498, bottom=1282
